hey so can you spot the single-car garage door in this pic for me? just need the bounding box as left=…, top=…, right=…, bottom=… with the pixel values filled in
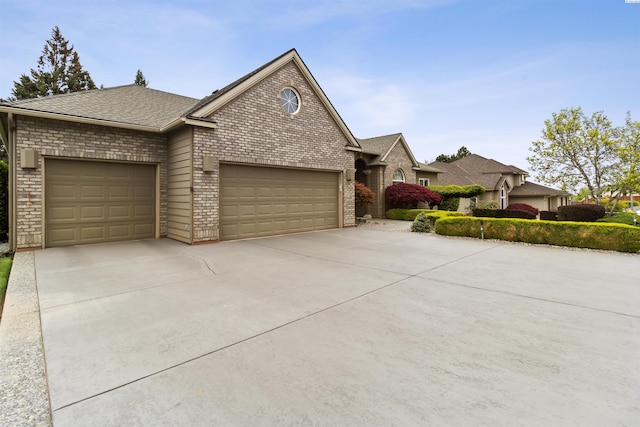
left=220, top=164, right=339, bottom=240
left=45, top=159, right=156, bottom=247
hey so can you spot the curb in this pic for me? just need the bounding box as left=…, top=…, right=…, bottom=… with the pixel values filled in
left=0, top=252, right=52, bottom=426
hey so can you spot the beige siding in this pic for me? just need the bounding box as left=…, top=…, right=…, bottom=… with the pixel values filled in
left=510, top=196, right=547, bottom=212
left=167, top=128, right=193, bottom=243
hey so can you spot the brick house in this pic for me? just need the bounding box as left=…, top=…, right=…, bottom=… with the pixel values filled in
left=428, top=154, right=570, bottom=212
left=0, top=49, right=362, bottom=250
left=355, top=133, right=442, bottom=218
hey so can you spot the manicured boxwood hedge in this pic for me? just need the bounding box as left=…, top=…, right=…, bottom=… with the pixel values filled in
left=434, top=217, right=640, bottom=253
left=387, top=208, right=465, bottom=222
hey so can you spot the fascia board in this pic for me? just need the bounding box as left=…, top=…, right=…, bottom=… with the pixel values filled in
left=188, top=51, right=361, bottom=149
left=0, top=105, right=163, bottom=133
left=189, top=51, right=297, bottom=118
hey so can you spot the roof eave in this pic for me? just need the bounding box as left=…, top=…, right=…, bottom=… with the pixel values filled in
left=0, top=105, right=164, bottom=133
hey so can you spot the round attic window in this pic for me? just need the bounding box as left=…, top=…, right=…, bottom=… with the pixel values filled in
left=280, top=87, right=300, bottom=114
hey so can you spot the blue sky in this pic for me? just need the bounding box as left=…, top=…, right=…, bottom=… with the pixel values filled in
left=1, top=0, right=638, bottom=171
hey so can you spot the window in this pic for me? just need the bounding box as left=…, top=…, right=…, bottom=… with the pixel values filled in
left=280, top=87, right=300, bottom=114
left=392, top=169, right=405, bottom=184
left=500, top=185, right=507, bottom=209
left=418, top=178, right=430, bottom=187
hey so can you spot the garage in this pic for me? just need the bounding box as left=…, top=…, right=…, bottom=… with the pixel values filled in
left=219, top=164, right=339, bottom=241
left=45, top=159, right=156, bottom=247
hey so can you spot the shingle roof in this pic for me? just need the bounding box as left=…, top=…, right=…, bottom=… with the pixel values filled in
left=509, top=181, right=570, bottom=197
left=3, top=85, right=199, bottom=129
left=185, top=49, right=297, bottom=116
left=453, top=154, right=528, bottom=175
left=417, top=162, right=444, bottom=173
left=356, top=133, right=401, bottom=156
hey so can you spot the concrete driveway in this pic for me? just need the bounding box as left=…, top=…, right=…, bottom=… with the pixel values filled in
left=4, top=224, right=640, bottom=425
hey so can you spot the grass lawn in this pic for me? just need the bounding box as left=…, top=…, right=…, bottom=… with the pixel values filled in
left=0, top=256, right=13, bottom=319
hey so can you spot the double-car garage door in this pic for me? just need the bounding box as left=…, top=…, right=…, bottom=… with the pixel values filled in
left=45, top=159, right=156, bottom=247
left=220, top=164, right=339, bottom=240
left=44, top=160, right=339, bottom=247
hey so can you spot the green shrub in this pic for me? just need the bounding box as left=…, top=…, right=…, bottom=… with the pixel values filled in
left=596, top=212, right=639, bottom=226
left=403, top=209, right=465, bottom=223
left=439, top=197, right=460, bottom=211
left=386, top=208, right=408, bottom=220
left=411, top=213, right=431, bottom=233
left=434, top=217, right=640, bottom=253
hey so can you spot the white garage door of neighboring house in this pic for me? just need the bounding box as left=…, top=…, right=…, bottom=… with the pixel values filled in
left=45, top=159, right=156, bottom=247
left=219, top=164, right=339, bottom=241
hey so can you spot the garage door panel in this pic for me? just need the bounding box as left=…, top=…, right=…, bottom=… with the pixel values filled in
left=46, top=159, right=156, bottom=247
left=80, top=226, right=106, bottom=240
left=220, top=164, right=338, bottom=241
left=80, top=206, right=107, bottom=221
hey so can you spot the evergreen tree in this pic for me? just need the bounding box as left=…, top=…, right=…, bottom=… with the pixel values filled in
left=134, top=69, right=149, bottom=87
left=12, top=26, right=96, bottom=100
left=435, top=146, right=471, bottom=163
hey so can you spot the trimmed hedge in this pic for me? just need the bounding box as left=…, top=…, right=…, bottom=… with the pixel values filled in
left=386, top=208, right=465, bottom=223
left=434, top=217, right=640, bottom=253
left=495, top=209, right=536, bottom=219
left=472, top=208, right=498, bottom=217
left=540, top=211, right=557, bottom=221
left=558, top=204, right=605, bottom=222
left=472, top=208, right=535, bottom=219
left=386, top=208, right=409, bottom=220
left=427, top=184, right=486, bottom=198
left=506, top=203, right=539, bottom=215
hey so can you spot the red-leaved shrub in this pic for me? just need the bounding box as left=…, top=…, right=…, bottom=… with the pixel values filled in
left=557, top=204, right=605, bottom=222
left=507, top=203, right=539, bottom=216
left=540, top=211, right=557, bottom=221
left=354, top=181, right=375, bottom=207
left=385, top=183, right=442, bottom=209
left=496, top=209, right=536, bottom=219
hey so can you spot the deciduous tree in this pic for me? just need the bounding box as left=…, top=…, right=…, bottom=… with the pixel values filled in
left=527, top=108, right=617, bottom=205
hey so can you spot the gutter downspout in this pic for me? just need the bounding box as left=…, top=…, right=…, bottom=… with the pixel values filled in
left=8, top=113, right=17, bottom=252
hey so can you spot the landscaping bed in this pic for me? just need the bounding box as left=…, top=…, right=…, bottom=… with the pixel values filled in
left=433, top=217, right=640, bottom=253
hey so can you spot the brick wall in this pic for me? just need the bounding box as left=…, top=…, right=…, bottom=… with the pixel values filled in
left=14, top=116, right=167, bottom=249
left=192, top=61, right=356, bottom=242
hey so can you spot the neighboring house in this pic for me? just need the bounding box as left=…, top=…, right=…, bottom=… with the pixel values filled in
left=355, top=133, right=442, bottom=218
left=0, top=49, right=362, bottom=250
left=428, top=154, right=570, bottom=212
